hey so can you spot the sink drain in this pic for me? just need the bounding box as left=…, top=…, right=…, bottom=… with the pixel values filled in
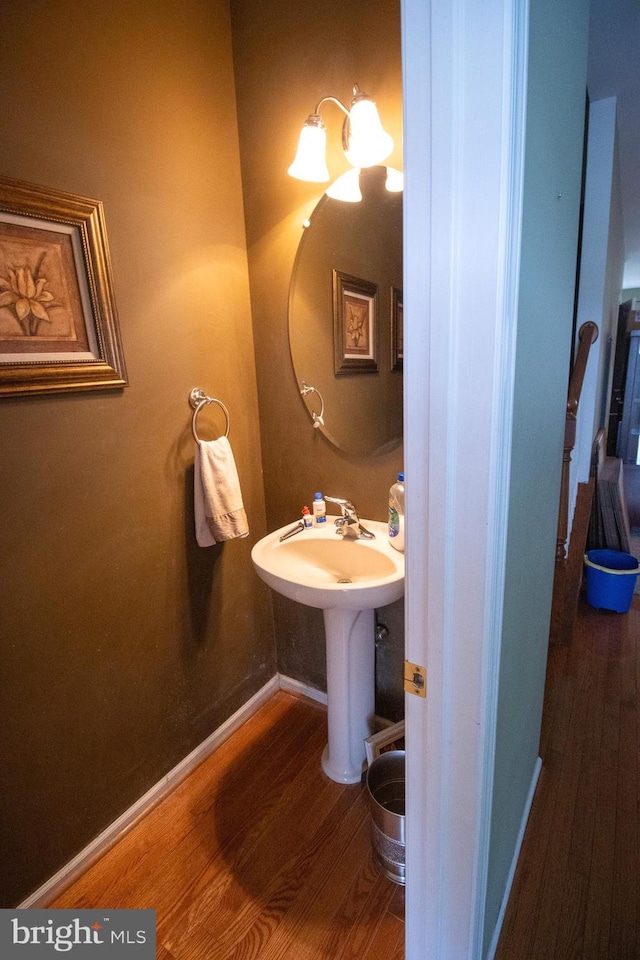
left=337, top=577, right=352, bottom=584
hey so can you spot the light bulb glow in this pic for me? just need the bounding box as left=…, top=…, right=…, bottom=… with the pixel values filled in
left=288, top=122, right=330, bottom=182
left=385, top=167, right=404, bottom=193
left=345, top=99, right=394, bottom=169
left=326, top=168, right=362, bottom=202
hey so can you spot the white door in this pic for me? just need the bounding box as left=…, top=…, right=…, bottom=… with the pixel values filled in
left=402, top=2, right=528, bottom=957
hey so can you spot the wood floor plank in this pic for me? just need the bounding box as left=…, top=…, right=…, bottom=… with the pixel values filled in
left=157, top=944, right=177, bottom=960
left=48, top=590, right=639, bottom=960
left=160, top=740, right=336, bottom=941
left=52, top=691, right=403, bottom=959
left=312, top=845, right=397, bottom=959
left=361, top=914, right=404, bottom=960
left=523, top=647, right=593, bottom=957
left=608, top=609, right=638, bottom=959
left=386, top=883, right=405, bottom=922
left=161, top=767, right=348, bottom=951
left=52, top=693, right=314, bottom=909
left=254, top=816, right=374, bottom=960
left=552, top=632, right=605, bottom=960
left=493, top=759, right=558, bottom=960
left=164, top=787, right=368, bottom=959
left=531, top=612, right=608, bottom=958
left=497, top=624, right=591, bottom=959
left=539, top=642, right=570, bottom=758
left=497, top=596, right=640, bottom=960
left=581, top=616, right=622, bottom=960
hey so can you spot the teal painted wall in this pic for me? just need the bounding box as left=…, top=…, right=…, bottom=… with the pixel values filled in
left=483, top=0, right=590, bottom=951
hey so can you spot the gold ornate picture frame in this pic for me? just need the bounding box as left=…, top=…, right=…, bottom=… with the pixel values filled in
left=0, top=176, right=127, bottom=397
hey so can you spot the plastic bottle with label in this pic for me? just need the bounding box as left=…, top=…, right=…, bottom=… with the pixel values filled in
left=388, top=472, right=405, bottom=552
left=313, top=492, right=327, bottom=524
left=302, top=506, right=313, bottom=528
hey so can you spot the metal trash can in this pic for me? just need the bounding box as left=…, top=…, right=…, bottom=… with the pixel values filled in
left=366, top=750, right=405, bottom=885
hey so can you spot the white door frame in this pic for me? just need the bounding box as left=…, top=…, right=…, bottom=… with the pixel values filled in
left=402, top=2, right=529, bottom=957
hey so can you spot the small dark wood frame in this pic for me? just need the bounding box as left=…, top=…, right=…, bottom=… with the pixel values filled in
left=333, top=269, right=378, bottom=375
left=390, top=286, right=403, bottom=371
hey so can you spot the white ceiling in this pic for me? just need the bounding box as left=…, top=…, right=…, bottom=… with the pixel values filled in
left=588, top=0, right=640, bottom=288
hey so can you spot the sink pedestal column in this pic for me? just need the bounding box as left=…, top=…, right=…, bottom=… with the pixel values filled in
left=321, top=606, right=376, bottom=784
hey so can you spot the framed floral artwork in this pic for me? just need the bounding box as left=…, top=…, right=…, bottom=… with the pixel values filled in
left=0, top=176, right=127, bottom=396
left=333, top=269, right=378, bottom=374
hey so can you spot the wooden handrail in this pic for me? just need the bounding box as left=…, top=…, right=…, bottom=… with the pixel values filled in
left=556, top=321, right=599, bottom=561
left=567, top=321, right=599, bottom=418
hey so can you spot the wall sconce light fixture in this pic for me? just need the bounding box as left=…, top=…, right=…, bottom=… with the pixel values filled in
left=288, top=84, right=394, bottom=184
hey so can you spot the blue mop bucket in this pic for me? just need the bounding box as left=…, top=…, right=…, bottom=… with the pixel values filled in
left=584, top=549, right=639, bottom=613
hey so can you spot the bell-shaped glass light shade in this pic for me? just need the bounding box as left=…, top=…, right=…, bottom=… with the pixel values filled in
left=326, top=168, right=362, bottom=202
left=288, top=120, right=330, bottom=182
left=344, top=99, right=394, bottom=169
left=385, top=167, right=404, bottom=193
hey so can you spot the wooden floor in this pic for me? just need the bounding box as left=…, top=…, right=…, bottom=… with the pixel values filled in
left=51, top=592, right=638, bottom=959
left=496, top=594, right=640, bottom=960
left=51, top=691, right=405, bottom=959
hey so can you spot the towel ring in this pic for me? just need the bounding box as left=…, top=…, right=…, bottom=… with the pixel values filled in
left=300, top=380, right=325, bottom=429
left=189, top=388, right=230, bottom=442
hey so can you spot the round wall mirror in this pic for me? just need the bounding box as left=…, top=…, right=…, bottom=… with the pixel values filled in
left=288, top=166, right=403, bottom=457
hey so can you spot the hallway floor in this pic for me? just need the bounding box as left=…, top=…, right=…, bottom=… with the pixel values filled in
left=624, top=464, right=640, bottom=595
left=495, top=594, right=640, bottom=960
left=51, top=691, right=404, bottom=959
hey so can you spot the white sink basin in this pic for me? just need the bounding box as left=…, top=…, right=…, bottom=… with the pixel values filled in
left=250, top=519, right=404, bottom=610
left=252, top=518, right=405, bottom=784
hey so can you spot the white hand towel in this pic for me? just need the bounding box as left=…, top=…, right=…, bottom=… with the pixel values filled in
left=194, top=437, right=249, bottom=546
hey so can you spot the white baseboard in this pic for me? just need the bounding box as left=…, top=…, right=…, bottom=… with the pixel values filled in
left=278, top=673, right=328, bottom=706
left=485, top=756, right=543, bottom=960
left=19, top=675, right=280, bottom=908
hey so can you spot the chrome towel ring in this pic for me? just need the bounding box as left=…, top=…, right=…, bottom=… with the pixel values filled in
left=300, top=380, right=325, bottom=428
left=189, top=387, right=231, bottom=442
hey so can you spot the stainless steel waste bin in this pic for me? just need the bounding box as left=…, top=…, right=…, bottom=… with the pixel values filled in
left=366, top=750, right=405, bottom=885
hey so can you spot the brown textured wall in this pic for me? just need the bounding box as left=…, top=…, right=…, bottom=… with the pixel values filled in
left=229, top=0, right=404, bottom=701
left=0, top=0, right=275, bottom=906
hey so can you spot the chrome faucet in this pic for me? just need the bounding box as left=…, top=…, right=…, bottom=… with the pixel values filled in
left=325, top=496, right=376, bottom=539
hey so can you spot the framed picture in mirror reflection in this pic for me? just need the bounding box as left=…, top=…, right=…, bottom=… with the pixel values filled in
left=391, top=286, right=403, bottom=372
left=333, top=269, right=378, bottom=375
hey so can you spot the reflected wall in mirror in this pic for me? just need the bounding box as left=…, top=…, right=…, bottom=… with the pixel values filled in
left=289, top=166, right=402, bottom=456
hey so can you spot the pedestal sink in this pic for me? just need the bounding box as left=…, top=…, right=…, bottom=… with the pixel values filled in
left=251, top=519, right=404, bottom=783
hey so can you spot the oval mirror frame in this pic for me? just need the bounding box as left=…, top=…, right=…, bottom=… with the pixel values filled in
left=288, top=166, right=403, bottom=457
